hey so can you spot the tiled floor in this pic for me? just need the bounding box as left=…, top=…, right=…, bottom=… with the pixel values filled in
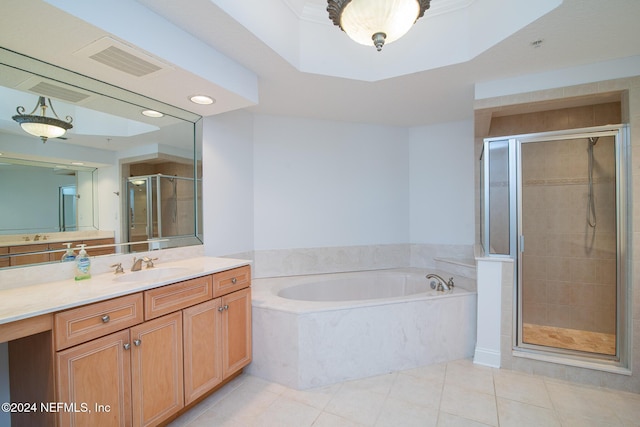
left=523, top=323, right=616, bottom=355
left=168, top=359, right=640, bottom=426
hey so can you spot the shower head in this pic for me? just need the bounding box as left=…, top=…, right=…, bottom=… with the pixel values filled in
left=588, top=137, right=599, bottom=145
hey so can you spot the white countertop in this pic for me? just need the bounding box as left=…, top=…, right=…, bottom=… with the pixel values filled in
left=0, top=256, right=251, bottom=325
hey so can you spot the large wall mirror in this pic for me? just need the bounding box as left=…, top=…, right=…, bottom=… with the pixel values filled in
left=0, top=48, right=203, bottom=268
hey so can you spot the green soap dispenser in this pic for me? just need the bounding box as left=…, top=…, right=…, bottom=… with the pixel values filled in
left=61, top=243, right=76, bottom=262
left=74, top=244, right=91, bottom=281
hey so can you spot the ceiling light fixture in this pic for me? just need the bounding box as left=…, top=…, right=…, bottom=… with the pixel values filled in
left=142, top=109, right=164, bottom=118
left=12, top=96, right=73, bottom=143
left=189, top=95, right=215, bottom=105
left=327, top=0, right=431, bottom=51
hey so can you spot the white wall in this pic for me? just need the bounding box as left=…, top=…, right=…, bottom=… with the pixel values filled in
left=0, top=166, right=75, bottom=232
left=200, top=113, right=476, bottom=256
left=409, top=119, right=475, bottom=245
left=202, top=111, right=254, bottom=256
left=253, top=115, right=410, bottom=250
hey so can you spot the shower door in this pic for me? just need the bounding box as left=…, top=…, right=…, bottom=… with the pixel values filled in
left=126, top=174, right=196, bottom=252
left=515, top=127, right=630, bottom=361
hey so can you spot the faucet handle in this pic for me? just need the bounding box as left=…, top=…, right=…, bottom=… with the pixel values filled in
left=447, top=277, right=455, bottom=288
left=111, top=263, right=124, bottom=274
left=142, top=257, right=158, bottom=269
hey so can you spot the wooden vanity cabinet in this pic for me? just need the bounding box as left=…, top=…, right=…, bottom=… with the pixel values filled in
left=182, top=286, right=252, bottom=404
left=131, top=312, right=184, bottom=427
left=55, top=312, right=184, bottom=427
left=50, top=265, right=251, bottom=427
left=56, top=330, right=133, bottom=427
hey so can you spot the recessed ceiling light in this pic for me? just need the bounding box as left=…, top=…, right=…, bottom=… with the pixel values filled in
left=142, top=109, right=164, bottom=118
left=189, top=95, right=215, bottom=105
left=71, top=162, right=85, bottom=166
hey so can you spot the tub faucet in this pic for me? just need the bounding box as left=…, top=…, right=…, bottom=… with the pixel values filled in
left=426, top=274, right=455, bottom=291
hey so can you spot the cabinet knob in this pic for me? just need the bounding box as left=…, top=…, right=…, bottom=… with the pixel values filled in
left=133, top=339, right=142, bottom=346
left=231, top=277, right=237, bottom=284
left=101, top=315, right=110, bottom=323
left=224, top=305, right=229, bottom=311
left=123, top=343, right=131, bottom=350
left=218, top=306, right=225, bottom=312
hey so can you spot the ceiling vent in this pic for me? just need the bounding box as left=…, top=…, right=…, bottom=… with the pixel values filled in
left=75, top=37, right=172, bottom=78
left=27, top=81, right=90, bottom=103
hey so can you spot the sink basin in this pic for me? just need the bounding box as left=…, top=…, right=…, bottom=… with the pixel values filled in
left=113, top=267, right=194, bottom=283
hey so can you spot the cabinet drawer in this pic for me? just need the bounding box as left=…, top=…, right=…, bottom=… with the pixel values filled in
left=213, top=265, right=251, bottom=297
left=144, top=275, right=213, bottom=320
left=55, top=293, right=143, bottom=350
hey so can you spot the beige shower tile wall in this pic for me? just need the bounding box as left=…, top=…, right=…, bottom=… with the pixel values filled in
left=521, top=137, right=617, bottom=334
left=487, top=102, right=621, bottom=136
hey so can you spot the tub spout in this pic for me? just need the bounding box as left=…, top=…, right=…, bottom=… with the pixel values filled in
left=426, top=274, right=454, bottom=291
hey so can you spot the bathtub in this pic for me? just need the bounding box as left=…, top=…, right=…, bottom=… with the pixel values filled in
left=248, top=268, right=477, bottom=389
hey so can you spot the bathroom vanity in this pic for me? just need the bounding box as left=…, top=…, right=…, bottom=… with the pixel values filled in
left=0, top=257, right=251, bottom=427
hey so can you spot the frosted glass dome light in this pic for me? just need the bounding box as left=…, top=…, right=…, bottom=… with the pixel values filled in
left=12, top=96, right=73, bottom=143
left=327, top=0, right=431, bottom=51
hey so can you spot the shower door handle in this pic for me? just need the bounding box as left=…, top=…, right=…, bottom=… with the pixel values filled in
left=519, top=235, right=525, bottom=253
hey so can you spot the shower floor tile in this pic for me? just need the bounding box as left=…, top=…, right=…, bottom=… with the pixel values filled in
left=522, top=323, right=616, bottom=355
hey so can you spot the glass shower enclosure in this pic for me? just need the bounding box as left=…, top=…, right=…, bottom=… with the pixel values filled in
left=126, top=174, right=196, bottom=252
left=480, top=124, right=631, bottom=366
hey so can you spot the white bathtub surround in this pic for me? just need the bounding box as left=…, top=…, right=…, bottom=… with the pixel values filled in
left=251, top=243, right=476, bottom=279
left=0, top=244, right=205, bottom=290
left=252, top=244, right=410, bottom=278
left=248, top=268, right=477, bottom=389
left=409, top=243, right=475, bottom=270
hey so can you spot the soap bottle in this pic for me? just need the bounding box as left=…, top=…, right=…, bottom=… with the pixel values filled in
left=61, top=243, right=76, bottom=262
left=75, top=244, right=91, bottom=281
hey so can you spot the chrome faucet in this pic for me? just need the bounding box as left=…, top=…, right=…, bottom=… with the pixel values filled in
left=426, top=274, right=455, bottom=291
left=33, top=234, right=41, bottom=241
left=131, top=257, right=144, bottom=271
left=131, top=256, right=158, bottom=271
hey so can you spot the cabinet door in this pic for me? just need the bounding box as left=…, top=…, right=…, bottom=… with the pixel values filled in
left=222, top=287, right=252, bottom=378
left=130, top=311, right=184, bottom=427
left=183, top=299, right=222, bottom=404
left=56, top=329, right=132, bottom=427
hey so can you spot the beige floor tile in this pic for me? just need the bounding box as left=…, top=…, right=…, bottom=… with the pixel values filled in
left=603, top=390, right=640, bottom=425
left=324, top=385, right=387, bottom=426
left=401, top=362, right=447, bottom=382
left=545, top=381, right=621, bottom=425
left=436, top=412, right=494, bottom=427
left=497, top=397, right=560, bottom=427
left=439, top=383, right=498, bottom=426
left=388, top=372, right=443, bottom=409
left=445, top=359, right=495, bottom=395
left=493, top=369, right=553, bottom=408
left=282, top=382, right=342, bottom=410
left=341, top=371, right=397, bottom=395
left=205, top=384, right=281, bottom=421
left=375, top=396, right=439, bottom=427
left=250, top=395, right=321, bottom=427
left=312, top=411, right=366, bottom=427
left=557, top=414, right=624, bottom=427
